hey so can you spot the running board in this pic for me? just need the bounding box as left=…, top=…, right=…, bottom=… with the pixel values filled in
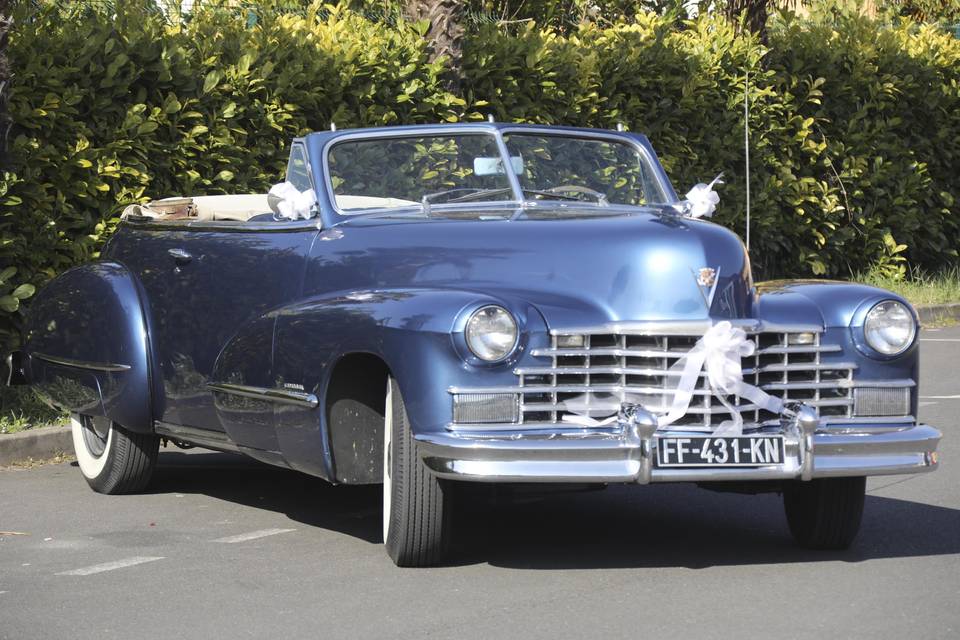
left=154, top=421, right=240, bottom=453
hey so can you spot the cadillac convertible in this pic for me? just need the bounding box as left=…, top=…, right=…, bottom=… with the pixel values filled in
left=7, top=123, right=941, bottom=566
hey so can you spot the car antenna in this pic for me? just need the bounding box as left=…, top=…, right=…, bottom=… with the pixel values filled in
left=487, top=114, right=495, bottom=123
left=616, top=122, right=625, bottom=132
left=330, top=122, right=337, bottom=131
left=744, top=70, right=751, bottom=251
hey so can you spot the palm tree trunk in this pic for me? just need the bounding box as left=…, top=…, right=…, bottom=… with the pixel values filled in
left=724, top=0, right=772, bottom=42
left=722, top=1, right=801, bottom=45
left=404, top=0, right=465, bottom=92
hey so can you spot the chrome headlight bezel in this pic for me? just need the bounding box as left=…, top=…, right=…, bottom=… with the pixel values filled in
left=862, top=300, right=917, bottom=357
left=464, top=305, right=519, bottom=363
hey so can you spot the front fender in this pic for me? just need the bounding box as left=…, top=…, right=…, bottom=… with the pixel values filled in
left=22, top=262, right=158, bottom=432
left=270, top=287, right=548, bottom=477
left=757, top=279, right=916, bottom=329
left=757, top=280, right=919, bottom=410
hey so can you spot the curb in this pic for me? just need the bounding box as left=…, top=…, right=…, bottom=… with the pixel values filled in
left=916, top=303, right=960, bottom=326
left=0, top=424, right=72, bottom=467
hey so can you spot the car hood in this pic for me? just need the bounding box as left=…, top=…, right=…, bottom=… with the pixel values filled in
left=321, top=208, right=755, bottom=329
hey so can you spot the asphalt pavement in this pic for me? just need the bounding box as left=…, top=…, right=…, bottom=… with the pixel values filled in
left=2, top=327, right=959, bottom=640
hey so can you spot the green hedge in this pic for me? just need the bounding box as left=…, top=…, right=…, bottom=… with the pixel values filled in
left=2, top=0, right=959, bottom=354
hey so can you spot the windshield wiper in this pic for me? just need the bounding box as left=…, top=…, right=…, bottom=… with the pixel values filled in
left=419, top=186, right=582, bottom=214
left=449, top=187, right=585, bottom=204
left=420, top=188, right=488, bottom=215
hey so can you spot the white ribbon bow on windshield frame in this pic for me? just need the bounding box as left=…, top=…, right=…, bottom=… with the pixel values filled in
left=269, top=181, right=317, bottom=220
left=562, top=321, right=784, bottom=436
left=683, top=173, right=724, bottom=219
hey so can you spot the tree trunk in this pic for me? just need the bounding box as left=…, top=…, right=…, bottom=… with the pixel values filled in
left=404, top=0, right=465, bottom=92
left=0, top=0, right=11, bottom=168
left=723, top=0, right=774, bottom=44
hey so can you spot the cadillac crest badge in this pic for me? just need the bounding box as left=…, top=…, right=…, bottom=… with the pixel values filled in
left=696, top=267, right=717, bottom=287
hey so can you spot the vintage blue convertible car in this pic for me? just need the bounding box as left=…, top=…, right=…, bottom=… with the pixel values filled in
left=8, top=123, right=941, bottom=566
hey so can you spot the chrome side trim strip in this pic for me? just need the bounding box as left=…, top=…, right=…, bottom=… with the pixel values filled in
left=32, top=352, right=131, bottom=372
left=207, top=382, right=319, bottom=409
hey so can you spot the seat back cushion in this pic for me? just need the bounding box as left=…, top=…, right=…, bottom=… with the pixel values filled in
left=192, top=194, right=271, bottom=221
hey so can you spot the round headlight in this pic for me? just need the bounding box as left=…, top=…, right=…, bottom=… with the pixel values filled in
left=864, top=300, right=916, bottom=356
left=465, top=305, right=518, bottom=362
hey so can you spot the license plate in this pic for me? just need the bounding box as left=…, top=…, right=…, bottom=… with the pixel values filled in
left=656, top=436, right=785, bottom=467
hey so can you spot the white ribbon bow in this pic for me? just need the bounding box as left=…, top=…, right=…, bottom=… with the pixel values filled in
left=269, top=181, right=317, bottom=220
left=683, top=174, right=724, bottom=219
left=658, top=321, right=783, bottom=435
left=562, top=321, right=784, bottom=436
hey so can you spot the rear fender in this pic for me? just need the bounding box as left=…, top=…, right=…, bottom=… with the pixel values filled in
left=23, top=262, right=158, bottom=432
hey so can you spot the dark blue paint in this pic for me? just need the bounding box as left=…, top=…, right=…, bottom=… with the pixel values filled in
left=19, top=124, right=921, bottom=482
left=23, top=262, right=155, bottom=431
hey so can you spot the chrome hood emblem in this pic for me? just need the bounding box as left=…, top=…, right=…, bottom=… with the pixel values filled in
left=691, top=266, right=721, bottom=310
left=696, top=267, right=717, bottom=287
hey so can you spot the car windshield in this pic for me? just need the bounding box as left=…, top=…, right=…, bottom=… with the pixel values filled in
left=328, top=134, right=513, bottom=212
left=327, top=130, right=670, bottom=214
left=502, top=133, right=669, bottom=206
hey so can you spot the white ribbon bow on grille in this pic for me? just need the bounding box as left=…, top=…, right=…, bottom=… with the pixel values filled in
left=562, top=321, right=784, bottom=435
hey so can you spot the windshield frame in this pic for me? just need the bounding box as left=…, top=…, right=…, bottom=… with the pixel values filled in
left=319, top=125, right=676, bottom=219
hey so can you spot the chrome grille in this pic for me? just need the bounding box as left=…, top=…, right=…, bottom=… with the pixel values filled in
left=514, top=329, right=856, bottom=430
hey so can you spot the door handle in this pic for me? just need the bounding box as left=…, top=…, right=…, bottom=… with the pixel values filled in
left=168, top=248, right=193, bottom=265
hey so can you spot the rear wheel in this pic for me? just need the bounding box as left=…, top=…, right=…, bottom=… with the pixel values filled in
left=382, top=378, right=452, bottom=567
left=71, top=413, right=160, bottom=494
left=783, top=476, right=866, bottom=550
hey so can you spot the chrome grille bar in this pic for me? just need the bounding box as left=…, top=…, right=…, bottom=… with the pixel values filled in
left=512, top=328, right=857, bottom=430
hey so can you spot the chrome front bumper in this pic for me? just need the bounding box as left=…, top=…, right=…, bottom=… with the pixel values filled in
left=415, top=421, right=941, bottom=484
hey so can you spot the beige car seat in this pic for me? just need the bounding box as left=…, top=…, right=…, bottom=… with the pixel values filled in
left=121, top=195, right=271, bottom=221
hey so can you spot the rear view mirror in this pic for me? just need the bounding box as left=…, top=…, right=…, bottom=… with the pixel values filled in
left=474, top=155, right=524, bottom=176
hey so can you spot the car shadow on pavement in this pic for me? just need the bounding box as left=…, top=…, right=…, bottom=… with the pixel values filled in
left=147, top=449, right=384, bottom=544
left=146, top=449, right=960, bottom=569
left=452, top=484, right=960, bottom=570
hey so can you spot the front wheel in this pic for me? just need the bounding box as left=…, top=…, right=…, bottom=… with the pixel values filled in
left=71, top=413, right=160, bottom=494
left=382, top=378, right=452, bottom=567
left=783, top=476, right=866, bottom=550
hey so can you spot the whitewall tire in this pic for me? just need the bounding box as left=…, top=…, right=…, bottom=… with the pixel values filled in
left=71, top=414, right=160, bottom=495
left=382, top=379, right=393, bottom=544
left=382, top=377, right=453, bottom=567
